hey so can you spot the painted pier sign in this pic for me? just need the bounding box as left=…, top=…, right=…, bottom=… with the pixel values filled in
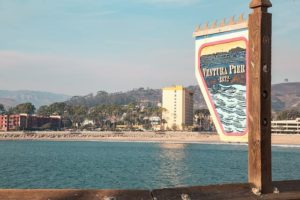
left=194, top=16, right=248, bottom=142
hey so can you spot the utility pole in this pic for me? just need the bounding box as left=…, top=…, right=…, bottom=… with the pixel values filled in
left=248, top=0, right=273, bottom=194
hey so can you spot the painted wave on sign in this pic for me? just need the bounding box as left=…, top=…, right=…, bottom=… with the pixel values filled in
left=208, top=84, right=246, bottom=133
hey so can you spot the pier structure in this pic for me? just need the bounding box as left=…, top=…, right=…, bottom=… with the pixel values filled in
left=248, top=0, right=273, bottom=194
left=0, top=180, right=300, bottom=200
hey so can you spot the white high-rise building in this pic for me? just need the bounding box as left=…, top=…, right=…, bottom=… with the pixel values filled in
left=162, top=85, right=194, bottom=130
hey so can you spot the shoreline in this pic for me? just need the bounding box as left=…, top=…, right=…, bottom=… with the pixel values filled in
left=0, top=131, right=300, bottom=147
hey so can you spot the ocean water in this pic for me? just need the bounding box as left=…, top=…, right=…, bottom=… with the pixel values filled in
left=209, top=84, right=246, bottom=133
left=0, top=141, right=299, bottom=189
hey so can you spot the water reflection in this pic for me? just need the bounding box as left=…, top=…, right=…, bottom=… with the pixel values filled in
left=160, top=143, right=186, bottom=150
left=157, top=143, right=188, bottom=187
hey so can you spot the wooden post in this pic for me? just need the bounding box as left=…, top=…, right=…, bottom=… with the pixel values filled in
left=248, top=0, right=273, bottom=194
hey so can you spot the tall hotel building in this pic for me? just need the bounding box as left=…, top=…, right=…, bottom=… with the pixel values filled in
left=162, top=86, right=194, bottom=130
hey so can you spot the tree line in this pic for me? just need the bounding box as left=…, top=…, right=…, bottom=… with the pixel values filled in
left=2, top=102, right=300, bottom=131
left=0, top=102, right=165, bottom=130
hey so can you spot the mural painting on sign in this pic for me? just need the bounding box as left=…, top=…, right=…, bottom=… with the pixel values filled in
left=194, top=15, right=249, bottom=142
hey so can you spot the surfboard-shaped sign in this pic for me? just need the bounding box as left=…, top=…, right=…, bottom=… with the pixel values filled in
left=194, top=16, right=248, bottom=142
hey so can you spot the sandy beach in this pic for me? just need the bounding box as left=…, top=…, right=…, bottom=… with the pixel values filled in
left=0, top=131, right=300, bottom=146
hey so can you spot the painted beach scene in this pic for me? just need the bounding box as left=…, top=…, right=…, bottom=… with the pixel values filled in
left=200, top=40, right=247, bottom=134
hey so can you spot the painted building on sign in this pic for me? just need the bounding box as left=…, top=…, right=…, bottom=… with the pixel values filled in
left=162, top=85, right=193, bottom=131
left=194, top=15, right=248, bottom=142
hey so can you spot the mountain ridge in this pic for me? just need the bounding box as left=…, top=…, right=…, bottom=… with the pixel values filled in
left=1, top=82, right=299, bottom=112
left=0, top=90, right=70, bottom=108
left=65, top=82, right=300, bottom=112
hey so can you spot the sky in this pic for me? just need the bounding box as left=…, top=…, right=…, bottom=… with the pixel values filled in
left=0, top=0, right=299, bottom=95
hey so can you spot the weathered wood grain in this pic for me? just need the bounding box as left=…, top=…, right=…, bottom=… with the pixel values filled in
left=152, top=180, right=300, bottom=200
left=0, top=189, right=152, bottom=200
left=248, top=0, right=273, bottom=194
left=1, top=180, right=299, bottom=200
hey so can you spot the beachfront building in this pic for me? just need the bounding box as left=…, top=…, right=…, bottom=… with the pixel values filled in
left=0, top=114, right=61, bottom=131
left=271, top=118, right=300, bottom=134
left=162, top=85, right=193, bottom=131
left=149, top=116, right=161, bottom=131
left=0, top=114, right=24, bottom=131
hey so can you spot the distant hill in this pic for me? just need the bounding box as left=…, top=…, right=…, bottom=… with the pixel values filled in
left=66, top=88, right=161, bottom=107
left=0, top=90, right=70, bottom=108
left=271, top=82, right=300, bottom=111
left=66, top=86, right=207, bottom=109
left=229, top=47, right=245, bottom=53
left=66, top=82, right=300, bottom=112
left=1, top=82, right=299, bottom=112
left=186, top=85, right=208, bottom=109
left=0, top=98, right=18, bottom=108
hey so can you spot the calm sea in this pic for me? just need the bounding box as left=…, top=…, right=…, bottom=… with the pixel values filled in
left=0, top=141, right=299, bottom=189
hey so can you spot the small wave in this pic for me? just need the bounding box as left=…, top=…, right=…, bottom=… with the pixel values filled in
left=210, top=83, right=247, bottom=133
left=273, top=144, right=300, bottom=148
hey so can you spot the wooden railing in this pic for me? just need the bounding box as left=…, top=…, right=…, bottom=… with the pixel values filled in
left=0, top=180, right=300, bottom=200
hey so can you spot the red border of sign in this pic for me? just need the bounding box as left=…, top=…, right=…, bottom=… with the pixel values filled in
left=198, top=37, right=249, bottom=136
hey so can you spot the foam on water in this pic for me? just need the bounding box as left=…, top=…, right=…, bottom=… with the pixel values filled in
left=209, top=83, right=246, bottom=133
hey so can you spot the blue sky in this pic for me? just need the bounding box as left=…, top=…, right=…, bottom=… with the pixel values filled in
left=0, top=0, right=299, bottom=95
